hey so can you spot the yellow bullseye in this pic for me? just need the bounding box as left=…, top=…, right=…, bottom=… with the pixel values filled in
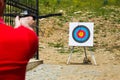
left=78, top=32, right=84, bottom=37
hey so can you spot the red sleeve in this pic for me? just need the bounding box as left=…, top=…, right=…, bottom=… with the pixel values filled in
left=14, top=26, right=38, bottom=59
left=0, top=24, right=38, bottom=60
left=0, top=22, right=38, bottom=80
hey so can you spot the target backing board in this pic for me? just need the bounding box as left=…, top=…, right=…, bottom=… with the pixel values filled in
left=69, top=22, right=94, bottom=46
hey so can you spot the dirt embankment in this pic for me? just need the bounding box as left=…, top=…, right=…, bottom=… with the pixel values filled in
left=37, top=8, right=120, bottom=80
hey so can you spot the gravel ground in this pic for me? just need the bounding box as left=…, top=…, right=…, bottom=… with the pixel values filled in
left=26, top=64, right=102, bottom=80
left=26, top=50, right=120, bottom=80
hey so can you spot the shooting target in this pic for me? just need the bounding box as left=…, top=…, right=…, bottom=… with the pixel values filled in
left=69, top=22, right=94, bottom=46
left=72, top=25, right=90, bottom=43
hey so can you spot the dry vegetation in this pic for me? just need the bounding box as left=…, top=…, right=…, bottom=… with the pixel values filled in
left=39, top=5, right=120, bottom=64
left=35, top=2, right=120, bottom=80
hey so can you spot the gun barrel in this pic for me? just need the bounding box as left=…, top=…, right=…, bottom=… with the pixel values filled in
left=38, top=13, right=62, bottom=19
left=4, top=13, right=62, bottom=20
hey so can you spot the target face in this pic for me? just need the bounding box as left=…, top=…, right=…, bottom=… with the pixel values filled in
left=72, top=25, right=90, bottom=43
left=69, top=22, right=94, bottom=46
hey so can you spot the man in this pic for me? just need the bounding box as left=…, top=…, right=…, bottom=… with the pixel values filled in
left=0, top=0, right=38, bottom=80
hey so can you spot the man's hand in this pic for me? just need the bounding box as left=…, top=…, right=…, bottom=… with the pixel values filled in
left=14, top=16, right=21, bottom=28
left=15, top=16, right=35, bottom=31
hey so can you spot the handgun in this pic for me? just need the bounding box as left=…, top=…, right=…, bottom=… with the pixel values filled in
left=19, top=10, right=36, bottom=20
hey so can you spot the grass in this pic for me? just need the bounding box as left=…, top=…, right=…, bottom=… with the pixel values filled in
left=39, top=0, right=120, bottom=15
left=48, top=42, right=82, bottom=54
left=39, top=0, right=120, bottom=28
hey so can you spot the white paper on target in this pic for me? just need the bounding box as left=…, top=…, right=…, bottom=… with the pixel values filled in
left=69, top=22, right=94, bottom=46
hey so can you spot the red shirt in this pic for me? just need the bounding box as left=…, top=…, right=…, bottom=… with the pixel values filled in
left=0, top=17, right=38, bottom=80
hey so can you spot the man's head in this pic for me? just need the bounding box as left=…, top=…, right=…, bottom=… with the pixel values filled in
left=0, top=0, right=6, bottom=16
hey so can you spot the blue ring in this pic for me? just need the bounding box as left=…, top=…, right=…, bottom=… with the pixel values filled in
left=72, top=25, right=90, bottom=43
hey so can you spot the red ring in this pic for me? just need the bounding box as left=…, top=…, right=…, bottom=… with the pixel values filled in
left=77, top=30, right=85, bottom=38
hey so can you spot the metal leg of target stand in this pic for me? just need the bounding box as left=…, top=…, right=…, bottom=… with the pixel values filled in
left=90, top=50, right=97, bottom=65
left=83, top=47, right=91, bottom=64
left=84, top=47, right=87, bottom=59
left=83, top=47, right=97, bottom=65
left=67, top=46, right=74, bottom=64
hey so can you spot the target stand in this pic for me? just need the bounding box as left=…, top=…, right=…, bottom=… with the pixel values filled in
left=67, top=22, right=97, bottom=65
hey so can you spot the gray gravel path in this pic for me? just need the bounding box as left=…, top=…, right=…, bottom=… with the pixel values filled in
left=26, top=64, right=101, bottom=80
